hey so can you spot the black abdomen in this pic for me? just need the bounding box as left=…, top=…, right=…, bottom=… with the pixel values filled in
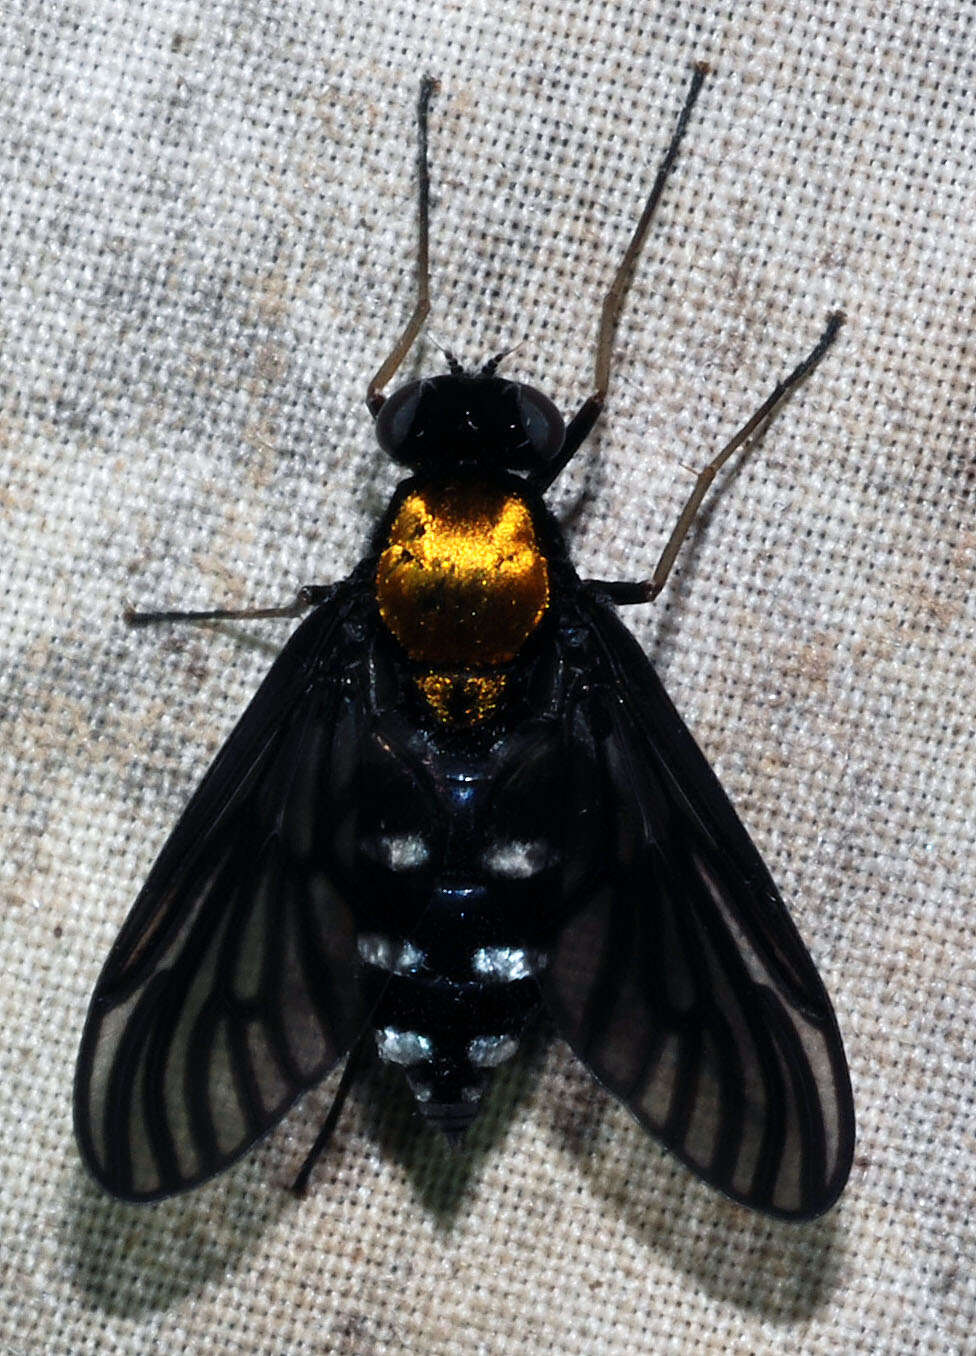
left=357, top=881, right=546, bottom=1137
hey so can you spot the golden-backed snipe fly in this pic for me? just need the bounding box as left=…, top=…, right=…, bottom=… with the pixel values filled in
left=76, top=67, right=854, bottom=1217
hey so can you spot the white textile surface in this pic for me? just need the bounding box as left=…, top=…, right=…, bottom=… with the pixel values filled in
left=1, top=2, right=973, bottom=1353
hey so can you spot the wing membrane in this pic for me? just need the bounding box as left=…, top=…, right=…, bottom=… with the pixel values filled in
left=75, top=586, right=367, bottom=1199
left=541, top=592, right=854, bottom=1217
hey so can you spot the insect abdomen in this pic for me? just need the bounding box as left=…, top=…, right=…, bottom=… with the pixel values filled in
left=357, top=890, right=546, bottom=1136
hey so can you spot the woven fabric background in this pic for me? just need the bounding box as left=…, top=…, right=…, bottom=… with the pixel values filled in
left=2, top=1, right=973, bottom=1352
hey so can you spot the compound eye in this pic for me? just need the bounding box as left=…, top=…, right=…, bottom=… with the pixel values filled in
left=515, top=385, right=565, bottom=463
left=375, top=382, right=425, bottom=461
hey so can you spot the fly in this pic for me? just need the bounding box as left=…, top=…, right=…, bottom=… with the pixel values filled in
left=75, top=67, right=854, bottom=1218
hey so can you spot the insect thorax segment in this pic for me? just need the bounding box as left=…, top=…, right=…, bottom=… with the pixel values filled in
left=375, top=479, right=550, bottom=725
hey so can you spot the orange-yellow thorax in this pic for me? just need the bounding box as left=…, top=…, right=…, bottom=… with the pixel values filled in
left=375, top=481, right=550, bottom=725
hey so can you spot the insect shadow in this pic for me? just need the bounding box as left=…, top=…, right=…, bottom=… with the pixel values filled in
left=62, top=1153, right=292, bottom=1316
left=543, top=1046, right=848, bottom=1320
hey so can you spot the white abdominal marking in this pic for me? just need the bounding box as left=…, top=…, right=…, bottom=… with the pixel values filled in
left=374, top=832, right=429, bottom=871
left=481, top=839, right=549, bottom=879
left=374, top=1028, right=433, bottom=1065
left=467, top=1034, right=520, bottom=1068
left=471, top=946, right=546, bottom=982
left=357, top=933, right=424, bottom=973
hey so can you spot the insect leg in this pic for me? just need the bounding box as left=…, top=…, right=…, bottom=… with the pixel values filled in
left=537, top=63, right=709, bottom=490
left=290, top=1028, right=373, bottom=1197
left=366, top=77, right=438, bottom=416
left=124, top=583, right=336, bottom=627
left=587, top=312, right=844, bottom=604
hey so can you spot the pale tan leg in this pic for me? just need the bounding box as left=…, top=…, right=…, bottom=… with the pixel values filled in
left=540, top=63, right=710, bottom=489
left=588, top=312, right=845, bottom=603
left=366, top=77, right=438, bottom=415
left=123, top=583, right=335, bottom=628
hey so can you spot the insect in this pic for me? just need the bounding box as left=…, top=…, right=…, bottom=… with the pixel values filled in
left=75, top=67, right=854, bottom=1217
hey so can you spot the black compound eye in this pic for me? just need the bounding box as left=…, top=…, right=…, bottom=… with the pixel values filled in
left=514, top=385, right=565, bottom=463
left=374, top=382, right=425, bottom=460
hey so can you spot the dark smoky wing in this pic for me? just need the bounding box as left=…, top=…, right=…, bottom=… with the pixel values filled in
left=539, top=592, right=854, bottom=1218
left=74, top=585, right=370, bottom=1200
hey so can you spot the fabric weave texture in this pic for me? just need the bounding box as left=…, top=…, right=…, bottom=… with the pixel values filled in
left=1, top=2, right=973, bottom=1352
